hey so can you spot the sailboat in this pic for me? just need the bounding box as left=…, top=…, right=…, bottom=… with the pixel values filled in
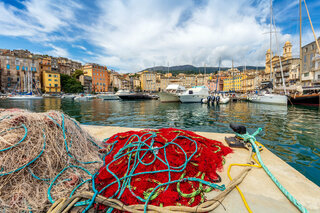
left=250, top=0, right=288, bottom=105
left=8, top=68, right=43, bottom=100
left=289, top=0, right=320, bottom=106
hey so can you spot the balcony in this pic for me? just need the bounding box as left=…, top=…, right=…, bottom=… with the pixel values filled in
left=313, top=79, right=320, bottom=83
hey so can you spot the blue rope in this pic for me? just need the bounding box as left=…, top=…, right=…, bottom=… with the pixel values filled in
left=0, top=124, right=28, bottom=152
left=0, top=132, right=46, bottom=177
left=0, top=112, right=103, bottom=212
left=82, top=131, right=226, bottom=213
left=237, top=128, right=309, bottom=213
left=47, top=165, right=92, bottom=204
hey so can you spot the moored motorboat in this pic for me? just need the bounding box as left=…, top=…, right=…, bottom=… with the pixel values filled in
left=7, top=94, right=43, bottom=100
left=97, top=93, right=120, bottom=100
left=118, top=93, right=154, bottom=100
left=179, top=86, right=209, bottom=103
left=159, top=84, right=186, bottom=102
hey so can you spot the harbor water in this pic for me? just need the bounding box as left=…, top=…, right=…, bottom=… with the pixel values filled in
left=0, top=98, right=319, bottom=186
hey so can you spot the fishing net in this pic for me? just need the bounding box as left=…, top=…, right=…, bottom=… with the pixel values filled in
left=0, top=109, right=103, bottom=212
left=94, top=128, right=233, bottom=212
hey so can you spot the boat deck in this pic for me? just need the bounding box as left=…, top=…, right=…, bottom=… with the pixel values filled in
left=83, top=125, right=320, bottom=213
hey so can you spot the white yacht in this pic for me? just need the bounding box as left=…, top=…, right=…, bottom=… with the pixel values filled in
left=159, top=84, right=186, bottom=102
left=74, top=94, right=95, bottom=101
left=250, top=92, right=288, bottom=105
left=97, top=92, right=119, bottom=100
left=7, top=94, right=43, bottom=100
left=115, top=90, right=130, bottom=96
left=179, top=86, right=209, bottom=103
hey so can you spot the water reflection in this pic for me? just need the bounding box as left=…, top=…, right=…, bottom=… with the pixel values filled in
left=0, top=98, right=319, bottom=186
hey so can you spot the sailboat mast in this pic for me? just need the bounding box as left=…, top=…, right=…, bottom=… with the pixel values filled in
left=270, top=0, right=273, bottom=82
left=303, top=0, right=320, bottom=53
left=299, top=0, right=302, bottom=83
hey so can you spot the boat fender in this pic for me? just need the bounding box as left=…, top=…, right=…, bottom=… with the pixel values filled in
left=216, top=96, right=220, bottom=103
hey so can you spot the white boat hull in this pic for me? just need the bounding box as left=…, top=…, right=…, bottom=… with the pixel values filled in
left=179, top=94, right=208, bottom=103
left=159, top=92, right=180, bottom=102
left=219, top=97, right=230, bottom=104
left=8, top=95, right=43, bottom=100
left=98, top=95, right=119, bottom=100
left=250, top=94, right=288, bottom=105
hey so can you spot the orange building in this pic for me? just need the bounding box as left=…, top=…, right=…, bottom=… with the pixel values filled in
left=83, top=63, right=110, bottom=92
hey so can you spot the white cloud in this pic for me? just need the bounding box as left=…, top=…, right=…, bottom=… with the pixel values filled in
left=85, top=0, right=293, bottom=72
left=0, top=0, right=82, bottom=44
left=47, top=44, right=69, bottom=58
left=2, top=0, right=318, bottom=73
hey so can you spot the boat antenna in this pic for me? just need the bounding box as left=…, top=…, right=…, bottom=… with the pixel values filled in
left=232, top=58, right=235, bottom=92
left=270, top=0, right=273, bottom=83
left=299, top=0, right=302, bottom=84
left=273, top=15, right=287, bottom=95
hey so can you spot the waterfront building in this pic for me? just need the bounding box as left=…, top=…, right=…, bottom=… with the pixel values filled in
left=312, top=54, right=320, bottom=87
left=41, top=70, right=61, bottom=93
left=160, top=76, right=183, bottom=91
left=132, top=77, right=141, bottom=91
left=271, top=41, right=300, bottom=92
left=184, top=74, right=197, bottom=88
left=301, top=37, right=320, bottom=88
left=79, top=75, right=92, bottom=93
left=39, top=57, right=61, bottom=93
left=0, top=53, right=40, bottom=93
left=83, top=63, right=110, bottom=93
left=223, top=68, right=244, bottom=92
left=110, top=73, right=122, bottom=91
left=140, top=71, right=157, bottom=92
left=196, top=74, right=210, bottom=87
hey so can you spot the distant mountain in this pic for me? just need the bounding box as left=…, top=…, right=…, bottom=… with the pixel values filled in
left=142, top=65, right=265, bottom=75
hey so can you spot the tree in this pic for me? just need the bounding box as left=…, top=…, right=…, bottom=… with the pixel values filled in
left=61, top=74, right=83, bottom=93
left=72, top=69, right=84, bottom=79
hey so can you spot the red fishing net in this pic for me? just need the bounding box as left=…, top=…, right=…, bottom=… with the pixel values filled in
left=95, top=128, right=232, bottom=210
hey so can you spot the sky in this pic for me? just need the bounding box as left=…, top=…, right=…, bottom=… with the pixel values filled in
left=0, top=0, right=320, bottom=73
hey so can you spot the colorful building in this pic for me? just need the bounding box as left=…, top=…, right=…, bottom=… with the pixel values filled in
left=0, top=54, right=40, bottom=93
left=83, top=63, right=110, bottom=93
left=41, top=70, right=61, bottom=93
left=223, top=68, right=244, bottom=92
left=140, top=71, right=157, bottom=92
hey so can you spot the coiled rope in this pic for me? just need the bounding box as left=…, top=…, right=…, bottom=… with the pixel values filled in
left=236, top=128, right=309, bottom=213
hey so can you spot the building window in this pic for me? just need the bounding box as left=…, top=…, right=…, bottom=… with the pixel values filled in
left=8, top=77, right=11, bottom=81
left=49, top=79, right=52, bottom=81
left=49, top=83, right=51, bottom=86
left=55, top=79, right=58, bottom=81
left=49, top=74, right=52, bottom=77
left=54, top=84, right=58, bottom=87
left=304, top=73, right=309, bottom=77
left=6, top=64, right=10, bottom=69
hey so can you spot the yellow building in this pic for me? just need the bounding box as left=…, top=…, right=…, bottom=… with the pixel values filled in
left=42, top=71, right=61, bottom=93
left=223, top=68, right=244, bottom=92
left=140, top=70, right=157, bottom=92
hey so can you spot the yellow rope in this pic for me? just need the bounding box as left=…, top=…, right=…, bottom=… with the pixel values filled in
left=227, top=141, right=263, bottom=213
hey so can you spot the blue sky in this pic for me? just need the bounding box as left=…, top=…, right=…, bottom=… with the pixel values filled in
left=0, top=0, right=320, bottom=72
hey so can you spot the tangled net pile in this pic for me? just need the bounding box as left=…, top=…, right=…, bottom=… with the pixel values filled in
left=93, top=128, right=233, bottom=212
left=0, top=109, right=102, bottom=212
